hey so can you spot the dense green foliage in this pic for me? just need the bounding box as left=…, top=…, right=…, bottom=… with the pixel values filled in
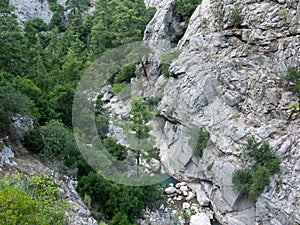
left=231, top=169, right=251, bottom=194
left=244, top=136, right=280, bottom=174
left=0, top=1, right=168, bottom=223
left=23, top=120, right=73, bottom=160
left=0, top=0, right=155, bottom=132
left=104, top=137, right=128, bottom=161
left=90, top=0, right=155, bottom=59
left=172, top=0, right=202, bottom=43
left=0, top=174, right=69, bottom=225
left=232, top=136, right=280, bottom=200
left=77, top=172, right=165, bottom=223
left=174, top=0, right=202, bottom=23
left=0, top=1, right=166, bottom=223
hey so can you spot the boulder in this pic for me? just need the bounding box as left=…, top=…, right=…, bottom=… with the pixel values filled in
left=0, top=139, right=15, bottom=166
left=165, top=187, right=176, bottom=195
left=190, top=212, right=211, bottom=225
left=196, top=187, right=210, bottom=207
left=186, top=192, right=196, bottom=201
left=175, top=182, right=187, bottom=188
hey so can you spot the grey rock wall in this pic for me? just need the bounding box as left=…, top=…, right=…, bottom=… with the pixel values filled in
left=144, top=0, right=300, bottom=224
left=9, top=0, right=53, bottom=24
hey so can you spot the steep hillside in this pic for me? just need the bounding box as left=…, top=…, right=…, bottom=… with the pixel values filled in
left=3, top=0, right=300, bottom=224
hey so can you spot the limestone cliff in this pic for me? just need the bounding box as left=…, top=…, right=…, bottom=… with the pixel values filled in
left=143, top=0, right=300, bottom=224
left=9, top=0, right=53, bottom=24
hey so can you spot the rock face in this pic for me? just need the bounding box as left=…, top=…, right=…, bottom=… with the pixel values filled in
left=9, top=0, right=53, bottom=24
left=0, top=137, right=15, bottom=166
left=143, top=0, right=300, bottom=224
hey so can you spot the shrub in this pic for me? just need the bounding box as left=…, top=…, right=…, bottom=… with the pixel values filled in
left=111, top=82, right=127, bottom=95
left=23, top=128, right=44, bottom=154
left=160, top=50, right=181, bottom=77
left=232, top=169, right=251, bottom=193
left=232, top=136, right=280, bottom=200
left=108, top=213, right=131, bottom=225
left=279, top=67, right=300, bottom=94
left=27, top=174, right=59, bottom=201
left=244, top=136, right=280, bottom=174
left=230, top=3, right=242, bottom=27
left=113, top=63, right=137, bottom=84
left=247, top=166, right=270, bottom=200
left=0, top=174, right=69, bottom=225
left=23, top=120, right=73, bottom=160
left=39, top=120, right=70, bottom=160
left=192, top=128, right=210, bottom=157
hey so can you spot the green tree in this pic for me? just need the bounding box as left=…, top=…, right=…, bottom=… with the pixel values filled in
left=128, top=97, right=154, bottom=167
left=89, top=0, right=155, bottom=58
left=0, top=0, right=24, bottom=74
left=77, top=172, right=164, bottom=223
left=48, top=3, right=66, bottom=32
left=24, top=120, right=72, bottom=160
left=0, top=83, right=33, bottom=133
left=244, top=136, right=280, bottom=174
left=188, top=127, right=210, bottom=157
left=46, top=83, right=76, bottom=127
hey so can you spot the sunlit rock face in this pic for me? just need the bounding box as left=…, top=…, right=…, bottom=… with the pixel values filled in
left=9, top=0, right=53, bottom=24
left=144, top=0, right=300, bottom=224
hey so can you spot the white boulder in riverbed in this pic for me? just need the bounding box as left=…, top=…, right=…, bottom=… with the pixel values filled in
left=186, top=191, right=196, bottom=201
left=190, top=212, right=211, bottom=225
left=165, top=186, right=176, bottom=195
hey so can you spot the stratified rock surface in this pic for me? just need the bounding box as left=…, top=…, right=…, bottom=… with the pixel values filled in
left=9, top=0, right=53, bottom=24
left=143, top=0, right=300, bottom=224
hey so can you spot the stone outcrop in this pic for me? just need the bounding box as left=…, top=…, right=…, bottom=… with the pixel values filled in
left=9, top=0, right=53, bottom=24
left=0, top=137, right=15, bottom=167
left=143, top=0, right=300, bottom=224
left=9, top=0, right=93, bottom=25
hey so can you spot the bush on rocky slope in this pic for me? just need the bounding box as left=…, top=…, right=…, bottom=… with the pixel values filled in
left=0, top=174, right=69, bottom=225
left=232, top=136, right=280, bottom=200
